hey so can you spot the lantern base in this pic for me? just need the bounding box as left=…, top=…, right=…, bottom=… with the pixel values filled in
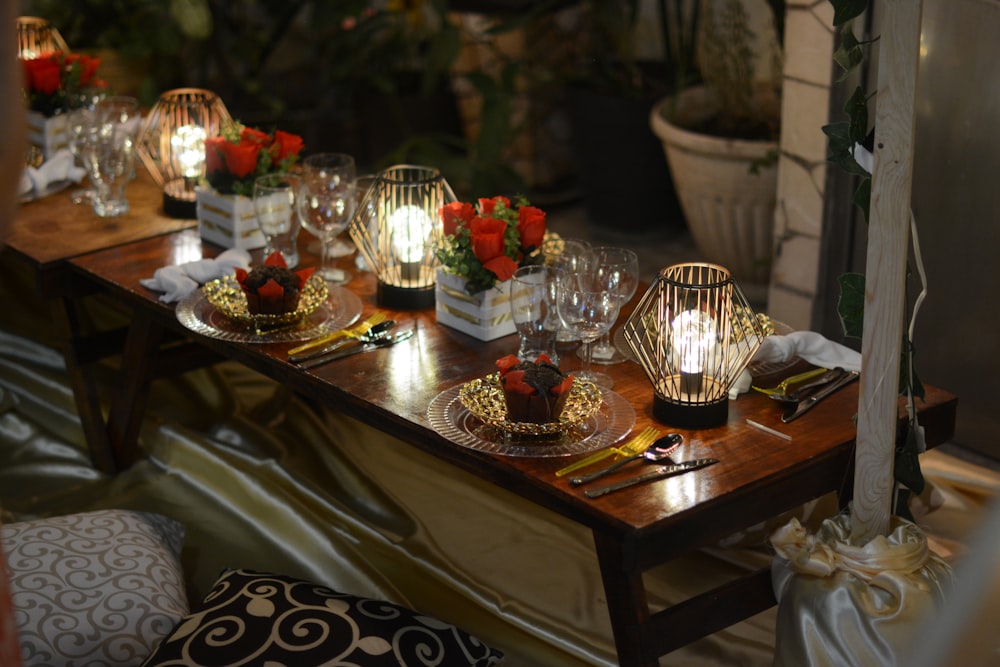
left=163, top=193, right=197, bottom=219
left=377, top=281, right=435, bottom=310
left=652, top=394, right=728, bottom=428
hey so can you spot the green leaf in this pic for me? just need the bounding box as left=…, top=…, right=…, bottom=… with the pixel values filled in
left=845, top=86, right=870, bottom=144
left=837, top=273, right=866, bottom=339
left=830, top=0, right=870, bottom=26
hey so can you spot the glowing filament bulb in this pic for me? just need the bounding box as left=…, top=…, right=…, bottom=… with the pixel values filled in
left=171, top=124, right=207, bottom=178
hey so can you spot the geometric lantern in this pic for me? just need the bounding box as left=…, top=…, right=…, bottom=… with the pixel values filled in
left=622, top=262, right=766, bottom=428
left=348, top=164, right=456, bottom=310
left=136, top=88, right=231, bottom=218
left=16, top=16, right=69, bottom=59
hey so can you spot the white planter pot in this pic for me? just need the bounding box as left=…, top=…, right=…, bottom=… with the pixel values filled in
left=650, top=86, right=777, bottom=287
left=435, top=268, right=516, bottom=341
left=195, top=186, right=266, bottom=250
left=26, top=110, right=69, bottom=160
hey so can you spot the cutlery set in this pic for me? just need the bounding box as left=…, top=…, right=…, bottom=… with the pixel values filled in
left=286, top=312, right=414, bottom=369
left=563, top=366, right=859, bottom=497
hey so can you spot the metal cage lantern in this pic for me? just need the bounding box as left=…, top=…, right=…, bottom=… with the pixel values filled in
left=136, top=88, right=231, bottom=218
left=16, top=16, right=69, bottom=59
left=348, top=165, right=456, bottom=310
left=622, top=263, right=767, bottom=428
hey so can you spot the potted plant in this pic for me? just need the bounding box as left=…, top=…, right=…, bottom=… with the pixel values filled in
left=649, top=0, right=784, bottom=289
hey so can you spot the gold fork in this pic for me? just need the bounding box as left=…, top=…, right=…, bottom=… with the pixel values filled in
left=287, top=311, right=387, bottom=357
left=751, top=367, right=829, bottom=397
left=555, top=426, right=659, bottom=478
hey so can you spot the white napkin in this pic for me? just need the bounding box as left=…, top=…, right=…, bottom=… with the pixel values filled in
left=140, top=249, right=251, bottom=303
left=19, top=149, right=86, bottom=199
left=731, top=331, right=862, bottom=397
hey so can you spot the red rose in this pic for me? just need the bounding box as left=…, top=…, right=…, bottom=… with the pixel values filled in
left=469, top=215, right=507, bottom=263
left=482, top=255, right=518, bottom=282
left=517, top=205, right=546, bottom=250
left=204, top=136, right=228, bottom=176
left=221, top=140, right=261, bottom=179
left=478, top=196, right=510, bottom=217
left=271, top=130, right=304, bottom=162
left=240, top=127, right=270, bottom=146
left=23, top=55, right=62, bottom=95
left=76, top=54, right=101, bottom=87
left=439, top=201, right=475, bottom=237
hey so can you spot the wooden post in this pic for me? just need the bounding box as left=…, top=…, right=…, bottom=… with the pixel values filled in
left=852, top=0, right=924, bottom=543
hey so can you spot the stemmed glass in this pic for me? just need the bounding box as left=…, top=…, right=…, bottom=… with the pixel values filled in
left=542, top=238, right=594, bottom=343
left=556, top=267, right=621, bottom=388
left=296, top=153, right=356, bottom=283
left=586, top=247, right=640, bottom=365
left=79, top=96, right=142, bottom=217
left=253, top=173, right=302, bottom=268
left=65, top=89, right=107, bottom=204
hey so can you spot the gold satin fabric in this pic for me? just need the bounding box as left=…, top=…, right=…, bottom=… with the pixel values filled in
left=770, top=514, right=954, bottom=667
left=0, top=254, right=996, bottom=666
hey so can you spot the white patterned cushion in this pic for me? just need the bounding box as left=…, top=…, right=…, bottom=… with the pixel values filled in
left=141, top=569, right=504, bottom=666
left=2, top=509, right=189, bottom=667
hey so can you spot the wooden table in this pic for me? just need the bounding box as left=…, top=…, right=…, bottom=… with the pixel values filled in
left=3, top=171, right=195, bottom=471
left=64, top=229, right=958, bottom=666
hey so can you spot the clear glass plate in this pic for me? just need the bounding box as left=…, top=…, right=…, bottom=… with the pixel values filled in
left=428, top=383, right=635, bottom=458
left=176, top=284, right=362, bottom=344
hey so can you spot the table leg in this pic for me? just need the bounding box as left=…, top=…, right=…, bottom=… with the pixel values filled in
left=106, top=311, right=163, bottom=470
left=593, top=530, right=658, bottom=667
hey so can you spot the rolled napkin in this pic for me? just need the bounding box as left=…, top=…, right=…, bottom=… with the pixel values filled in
left=140, top=249, right=251, bottom=303
left=19, top=149, right=86, bottom=200
left=730, top=331, right=862, bottom=397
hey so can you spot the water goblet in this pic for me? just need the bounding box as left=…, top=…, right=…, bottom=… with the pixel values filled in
left=253, top=173, right=302, bottom=268
left=542, top=238, right=594, bottom=343
left=296, top=153, right=356, bottom=282
left=586, top=247, right=640, bottom=365
left=82, top=96, right=141, bottom=217
left=510, top=264, right=560, bottom=364
left=556, top=269, right=621, bottom=388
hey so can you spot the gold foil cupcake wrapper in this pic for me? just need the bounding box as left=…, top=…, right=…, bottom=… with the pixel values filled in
left=203, top=274, right=329, bottom=328
left=458, top=373, right=602, bottom=436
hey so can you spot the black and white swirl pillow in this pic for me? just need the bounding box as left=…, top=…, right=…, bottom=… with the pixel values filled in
left=141, top=569, right=504, bottom=666
left=2, top=509, right=189, bottom=667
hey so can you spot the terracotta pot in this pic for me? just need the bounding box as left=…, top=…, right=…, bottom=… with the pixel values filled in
left=650, top=86, right=777, bottom=287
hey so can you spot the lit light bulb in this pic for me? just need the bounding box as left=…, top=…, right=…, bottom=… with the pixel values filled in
left=671, top=309, right=718, bottom=395
left=171, top=124, right=207, bottom=179
left=388, top=204, right=433, bottom=284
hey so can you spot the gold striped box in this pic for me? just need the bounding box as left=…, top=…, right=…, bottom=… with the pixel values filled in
left=435, top=268, right=517, bottom=341
left=195, top=187, right=266, bottom=250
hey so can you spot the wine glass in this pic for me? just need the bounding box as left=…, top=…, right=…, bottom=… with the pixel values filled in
left=542, top=238, right=594, bottom=343
left=80, top=96, right=141, bottom=217
left=585, top=247, right=640, bottom=365
left=253, top=173, right=302, bottom=268
left=556, top=268, right=620, bottom=388
left=296, top=153, right=356, bottom=283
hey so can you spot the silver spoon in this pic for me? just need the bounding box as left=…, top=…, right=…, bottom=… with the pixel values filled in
left=570, top=433, right=683, bottom=486
left=767, top=368, right=845, bottom=404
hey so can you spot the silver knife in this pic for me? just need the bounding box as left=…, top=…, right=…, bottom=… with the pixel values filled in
left=583, top=458, right=719, bottom=498
left=298, top=328, right=414, bottom=369
left=782, top=370, right=859, bottom=423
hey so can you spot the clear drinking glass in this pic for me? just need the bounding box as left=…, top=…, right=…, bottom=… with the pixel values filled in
left=542, top=238, right=595, bottom=343
left=82, top=96, right=141, bottom=217
left=586, top=247, right=640, bottom=365
left=253, top=173, right=302, bottom=268
left=556, top=268, right=620, bottom=388
left=510, top=264, right=560, bottom=364
left=296, top=153, right=356, bottom=282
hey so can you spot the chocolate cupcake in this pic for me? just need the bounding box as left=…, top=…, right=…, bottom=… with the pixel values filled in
left=496, top=354, right=574, bottom=424
left=236, top=252, right=314, bottom=315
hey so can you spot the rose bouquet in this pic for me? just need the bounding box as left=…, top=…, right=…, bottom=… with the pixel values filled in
left=21, top=51, right=105, bottom=116
left=436, top=195, right=547, bottom=295
left=204, top=122, right=304, bottom=197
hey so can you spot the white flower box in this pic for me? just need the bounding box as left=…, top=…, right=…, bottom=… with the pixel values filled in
left=435, top=268, right=517, bottom=341
left=26, top=110, right=69, bottom=160
left=195, top=186, right=266, bottom=250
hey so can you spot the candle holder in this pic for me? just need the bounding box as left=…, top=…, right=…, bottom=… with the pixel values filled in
left=622, top=262, right=766, bottom=428
left=136, top=88, right=232, bottom=218
left=348, top=165, right=456, bottom=309
left=16, top=16, right=69, bottom=59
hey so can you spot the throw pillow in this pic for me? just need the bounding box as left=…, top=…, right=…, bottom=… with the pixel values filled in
left=141, top=568, right=504, bottom=666
left=2, top=509, right=188, bottom=667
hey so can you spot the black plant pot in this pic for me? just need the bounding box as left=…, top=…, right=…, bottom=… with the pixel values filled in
left=565, top=84, right=684, bottom=235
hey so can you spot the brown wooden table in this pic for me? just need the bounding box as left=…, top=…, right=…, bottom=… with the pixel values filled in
left=3, top=171, right=195, bottom=471
left=64, top=229, right=958, bottom=666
